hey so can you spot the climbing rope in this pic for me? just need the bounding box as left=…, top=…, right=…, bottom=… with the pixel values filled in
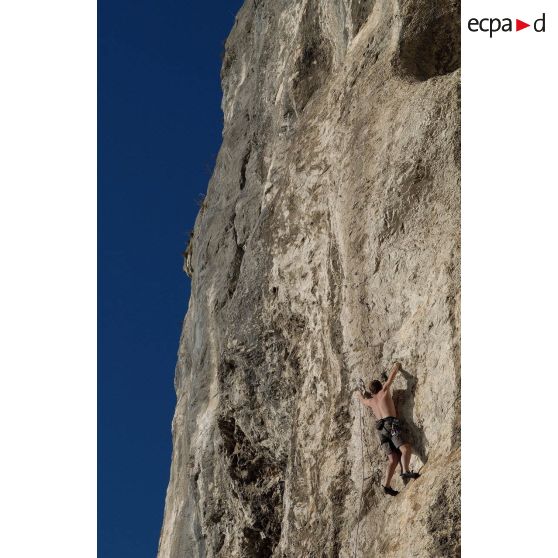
left=353, top=380, right=382, bottom=557
left=352, top=396, right=366, bottom=558
left=356, top=380, right=375, bottom=476
left=361, top=412, right=375, bottom=480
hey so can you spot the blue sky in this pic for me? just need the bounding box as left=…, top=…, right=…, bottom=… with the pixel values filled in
left=99, top=1, right=244, bottom=556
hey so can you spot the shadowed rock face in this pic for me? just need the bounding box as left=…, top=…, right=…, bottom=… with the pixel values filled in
left=158, top=1, right=460, bottom=557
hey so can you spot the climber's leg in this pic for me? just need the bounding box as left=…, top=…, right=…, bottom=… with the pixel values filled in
left=399, top=443, right=420, bottom=480
left=384, top=451, right=399, bottom=488
left=399, top=443, right=412, bottom=474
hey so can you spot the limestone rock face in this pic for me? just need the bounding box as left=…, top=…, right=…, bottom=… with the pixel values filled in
left=158, top=1, right=460, bottom=556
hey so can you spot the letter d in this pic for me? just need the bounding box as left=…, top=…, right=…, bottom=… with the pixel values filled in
left=534, top=13, right=546, bottom=32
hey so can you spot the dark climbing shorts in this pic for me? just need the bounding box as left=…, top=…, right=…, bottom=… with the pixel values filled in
left=376, top=417, right=406, bottom=456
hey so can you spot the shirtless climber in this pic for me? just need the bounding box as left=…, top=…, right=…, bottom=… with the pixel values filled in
left=354, top=362, right=420, bottom=496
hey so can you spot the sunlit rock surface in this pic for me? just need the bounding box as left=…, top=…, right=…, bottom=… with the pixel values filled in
left=158, top=1, right=460, bottom=556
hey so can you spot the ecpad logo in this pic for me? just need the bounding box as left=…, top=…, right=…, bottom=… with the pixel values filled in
left=468, top=13, right=546, bottom=38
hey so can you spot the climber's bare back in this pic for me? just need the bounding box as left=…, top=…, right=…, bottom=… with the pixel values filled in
left=367, top=389, right=397, bottom=420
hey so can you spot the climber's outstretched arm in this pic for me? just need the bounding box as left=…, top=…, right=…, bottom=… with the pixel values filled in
left=383, top=362, right=401, bottom=391
left=354, top=390, right=375, bottom=410
left=354, top=390, right=369, bottom=405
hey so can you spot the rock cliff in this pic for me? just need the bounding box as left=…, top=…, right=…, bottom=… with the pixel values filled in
left=158, top=1, right=460, bottom=556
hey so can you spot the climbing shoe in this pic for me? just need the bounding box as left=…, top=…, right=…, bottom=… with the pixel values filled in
left=383, top=486, right=399, bottom=496
left=400, top=471, right=420, bottom=480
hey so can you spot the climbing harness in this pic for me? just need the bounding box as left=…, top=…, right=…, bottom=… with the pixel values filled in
left=377, top=416, right=401, bottom=438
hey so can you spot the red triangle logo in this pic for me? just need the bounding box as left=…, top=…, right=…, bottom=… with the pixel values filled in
left=516, top=19, right=530, bottom=31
